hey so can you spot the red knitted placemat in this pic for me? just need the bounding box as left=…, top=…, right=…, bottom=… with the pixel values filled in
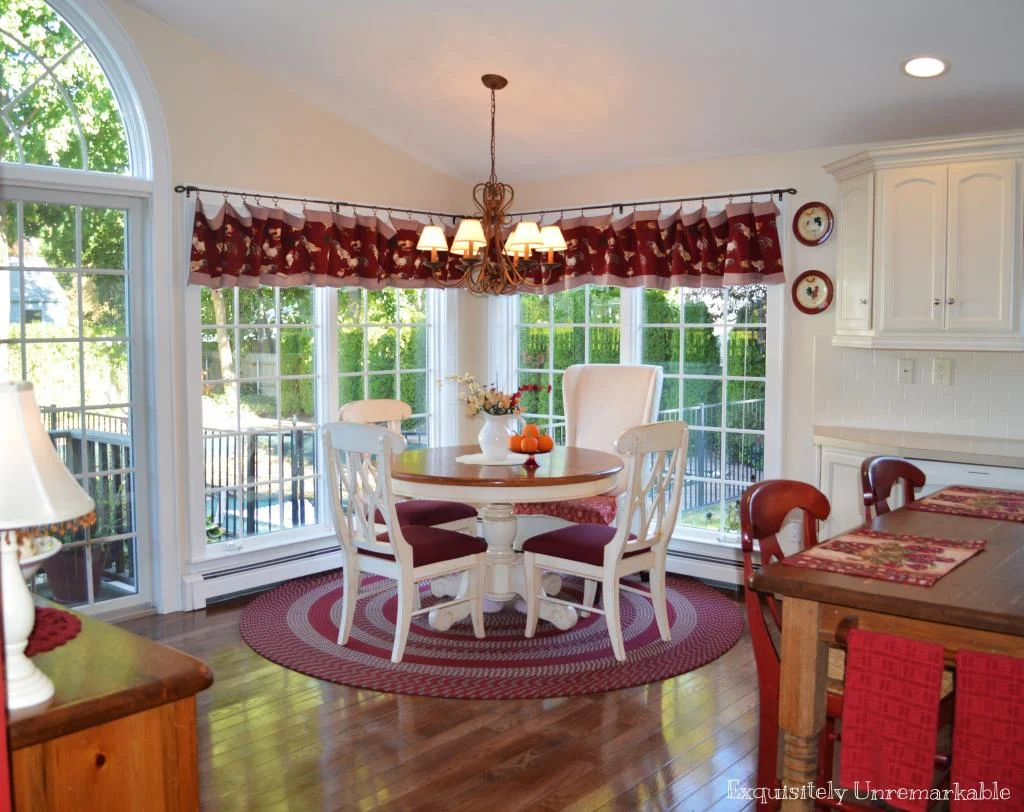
left=26, top=607, right=82, bottom=657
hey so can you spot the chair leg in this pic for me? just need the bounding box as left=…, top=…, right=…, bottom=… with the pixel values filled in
left=391, top=575, right=416, bottom=664
left=469, top=558, right=486, bottom=639
left=523, top=552, right=540, bottom=638
left=337, top=564, right=360, bottom=645
left=818, top=717, right=836, bottom=789
left=602, top=572, right=626, bottom=661
left=756, top=687, right=781, bottom=812
left=650, top=559, right=671, bottom=643
left=581, top=579, right=598, bottom=618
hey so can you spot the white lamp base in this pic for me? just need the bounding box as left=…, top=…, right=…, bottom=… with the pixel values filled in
left=1, top=537, right=55, bottom=710
left=4, top=654, right=54, bottom=709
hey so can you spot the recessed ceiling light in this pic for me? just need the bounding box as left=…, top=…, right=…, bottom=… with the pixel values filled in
left=902, top=56, right=948, bottom=78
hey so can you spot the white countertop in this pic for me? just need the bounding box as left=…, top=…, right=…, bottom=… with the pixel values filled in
left=813, top=425, right=1024, bottom=469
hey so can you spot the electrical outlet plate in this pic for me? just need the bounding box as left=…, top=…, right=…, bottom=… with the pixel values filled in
left=897, top=358, right=914, bottom=384
left=933, top=357, right=953, bottom=385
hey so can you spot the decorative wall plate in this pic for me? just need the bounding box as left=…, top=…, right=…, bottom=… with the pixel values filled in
left=792, top=270, right=834, bottom=314
left=793, top=201, right=834, bottom=246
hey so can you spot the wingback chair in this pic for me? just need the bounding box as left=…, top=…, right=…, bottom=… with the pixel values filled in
left=514, top=364, right=663, bottom=528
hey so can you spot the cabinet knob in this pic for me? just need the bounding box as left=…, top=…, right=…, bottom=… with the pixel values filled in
left=933, top=298, right=941, bottom=306
left=946, top=297, right=955, bottom=305
left=858, top=298, right=867, bottom=305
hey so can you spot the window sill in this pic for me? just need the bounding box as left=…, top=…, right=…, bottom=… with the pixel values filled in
left=188, top=525, right=336, bottom=574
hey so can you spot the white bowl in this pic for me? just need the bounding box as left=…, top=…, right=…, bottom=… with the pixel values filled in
left=20, top=536, right=62, bottom=582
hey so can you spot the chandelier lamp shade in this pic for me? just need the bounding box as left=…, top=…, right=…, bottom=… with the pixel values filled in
left=416, top=74, right=567, bottom=295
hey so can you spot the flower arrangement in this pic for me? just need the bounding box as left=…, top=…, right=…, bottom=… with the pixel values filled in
left=446, top=374, right=550, bottom=417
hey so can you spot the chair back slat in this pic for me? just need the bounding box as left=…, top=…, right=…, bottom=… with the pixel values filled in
left=607, top=422, right=688, bottom=561
left=323, top=422, right=409, bottom=562
left=861, top=455, right=926, bottom=521
left=739, top=480, right=831, bottom=677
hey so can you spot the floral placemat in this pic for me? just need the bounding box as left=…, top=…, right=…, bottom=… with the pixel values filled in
left=786, top=528, right=986, bottom=587
left=906, top=485, right=1024, bottom=524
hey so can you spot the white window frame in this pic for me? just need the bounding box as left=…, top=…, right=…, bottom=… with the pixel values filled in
left=1, top=0, right=176, bottom=614
left=495, top=283, right=783, bottom=549
left=184, top=253, right=450, bottom=569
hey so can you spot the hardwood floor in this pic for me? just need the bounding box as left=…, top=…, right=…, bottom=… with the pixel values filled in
left=118, top=593, right=758, bottom=812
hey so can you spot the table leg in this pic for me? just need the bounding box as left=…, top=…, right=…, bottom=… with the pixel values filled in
left=778, top=597, right=828, bottom=811
left=428, top=503, right=577, bottom=632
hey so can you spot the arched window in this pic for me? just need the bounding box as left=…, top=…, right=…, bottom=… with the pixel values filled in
left=0, top=0, right=129, bottom=172
left=1, top=0, right=166, bottom=614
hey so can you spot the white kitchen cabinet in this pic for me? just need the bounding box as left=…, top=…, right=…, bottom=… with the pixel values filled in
left=817, top=447, right=868, bottom=538
left=825, top=131, right=1024, bottom=351
left=876, top=165, right=948, bottom=334
left=945, top=160, right=1018, bottom=333
left=835, top=173, right=873, bottom=332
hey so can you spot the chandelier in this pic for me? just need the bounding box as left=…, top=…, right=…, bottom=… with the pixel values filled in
left=417, top=74, right=566, bottom=295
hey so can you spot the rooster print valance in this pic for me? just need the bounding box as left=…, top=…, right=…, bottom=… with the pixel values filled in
left=188, top=199, right=785, bottom=292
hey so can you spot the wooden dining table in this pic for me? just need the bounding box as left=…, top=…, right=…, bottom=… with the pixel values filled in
left=391, top=444, right=623, bottom=632
left=752, top=502, right=1024, bottom=811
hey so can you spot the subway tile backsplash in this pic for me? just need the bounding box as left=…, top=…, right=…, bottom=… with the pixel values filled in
left=812, top=338, right=1024, bottom=439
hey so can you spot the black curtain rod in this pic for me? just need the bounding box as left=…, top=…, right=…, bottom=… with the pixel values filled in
left=508, top=187, right=798, bottom=218
left=173, top=184, right=461, bottom=221
left=173, top=184, right=798, bottom=221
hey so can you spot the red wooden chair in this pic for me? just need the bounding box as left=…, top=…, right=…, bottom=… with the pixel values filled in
left=740, top=480, right=852, bottom=811
left=860, top=455, right=926, bottom=522
left=742, top=479, right=953, bottom=811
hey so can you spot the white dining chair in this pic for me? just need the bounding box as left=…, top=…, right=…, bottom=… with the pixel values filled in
left=521, top=421, right=689, bottom=661
left=323, top=422, right=487, bottom=663
left=340, top=398, right=478, bottom=536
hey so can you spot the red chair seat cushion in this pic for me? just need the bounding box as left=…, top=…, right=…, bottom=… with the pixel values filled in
left=362, top=525, right=486, bottom=568
left=513, top=495, right=617, bottom=525
left=375, top=500, right=477, bottom=527
left=521, top=524, right=643, bottom=567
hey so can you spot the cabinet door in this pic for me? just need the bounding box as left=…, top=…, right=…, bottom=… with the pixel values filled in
left=945, top=160, right=1018, bottom=333
left=835, top=174, right=874, bottom=332
left=818, top=447, right=868, bottom=539
left=877, top=166, right=948, bottom=333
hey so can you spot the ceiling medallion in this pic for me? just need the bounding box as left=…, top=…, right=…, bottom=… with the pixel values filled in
left=417, top=75, right=566, bottom=295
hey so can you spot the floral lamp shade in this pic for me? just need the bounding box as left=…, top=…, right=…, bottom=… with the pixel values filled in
left=0, top=381, right=95, bottom=531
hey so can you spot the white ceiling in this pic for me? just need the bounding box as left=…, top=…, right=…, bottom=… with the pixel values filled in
left=127, top=0, right=1024, bottom=181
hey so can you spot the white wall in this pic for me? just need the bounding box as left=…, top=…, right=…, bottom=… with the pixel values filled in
left=107, top=0, right=465, bottom=210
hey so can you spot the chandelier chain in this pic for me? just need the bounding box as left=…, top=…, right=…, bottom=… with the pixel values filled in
left=489, top=89, right=497, bottom=184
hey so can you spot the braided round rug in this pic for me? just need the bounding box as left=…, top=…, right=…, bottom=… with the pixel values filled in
left=239, top=571, right=743, bottom=699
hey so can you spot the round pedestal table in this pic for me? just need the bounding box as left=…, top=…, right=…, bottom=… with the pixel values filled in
left=391, top=444, right=622, bottom=632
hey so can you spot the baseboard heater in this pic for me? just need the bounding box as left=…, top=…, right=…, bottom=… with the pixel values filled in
left=184, top=545, right=342, bottom=610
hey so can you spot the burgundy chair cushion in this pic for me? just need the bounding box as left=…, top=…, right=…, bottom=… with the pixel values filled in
left=375, top=499, right=477, bottom=527
left=521, top=524, right=644, bottom=567
left=513, top=495, right=617, bottom=525
left=362, top=525, right=486, bottom=568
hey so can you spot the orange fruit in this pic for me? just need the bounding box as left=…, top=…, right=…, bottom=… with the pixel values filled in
left=538, top=435, right=554, bottom=452
left=508, top=435, right=523, bottom=453
left=522, top=423, right=541, bottom=439
left=521, top=436, right=539, bottom=453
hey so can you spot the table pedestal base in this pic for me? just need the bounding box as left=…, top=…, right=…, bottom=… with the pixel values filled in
left=428, top=504, right=577, bottom=632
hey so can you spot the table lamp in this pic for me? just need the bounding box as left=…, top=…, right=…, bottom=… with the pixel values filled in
left=0, top=380, right=95, bottom=709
